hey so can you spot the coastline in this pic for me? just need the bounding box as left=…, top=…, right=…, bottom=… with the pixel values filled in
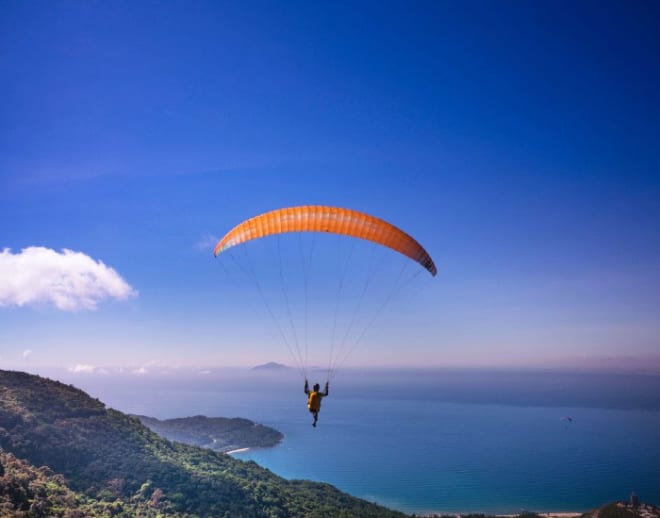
left=497, top=514, right=582, bottom=518
left=227, top=434, right=285, bottom=456
left=420, top=511, right=584, bottom=517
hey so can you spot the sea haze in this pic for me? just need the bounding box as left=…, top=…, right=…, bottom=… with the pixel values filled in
left=47, top=368, right=660, bottom=515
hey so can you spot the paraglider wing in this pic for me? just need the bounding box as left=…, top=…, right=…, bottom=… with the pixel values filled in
left=214, top=205, right=437, bottom=276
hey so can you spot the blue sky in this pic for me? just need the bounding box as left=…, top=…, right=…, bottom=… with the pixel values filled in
left=1, top=1, right=659, bottom=374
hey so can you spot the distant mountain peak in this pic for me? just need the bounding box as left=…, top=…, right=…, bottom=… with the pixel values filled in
left=251, top=362, right=290, bottom=371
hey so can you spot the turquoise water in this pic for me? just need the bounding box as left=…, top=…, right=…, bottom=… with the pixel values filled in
left=59, top=368, right=660, bottom=515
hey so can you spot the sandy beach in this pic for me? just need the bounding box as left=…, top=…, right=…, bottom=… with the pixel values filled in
left=494, top=513, right=582, bottom=518
left=226, top=447, right=251, bottom=455
left=421, top=511, right=583, bottom=517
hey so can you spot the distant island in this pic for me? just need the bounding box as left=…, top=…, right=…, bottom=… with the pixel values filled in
left=251, top=361, right=291, bottom=371
left=136, top=415, right=283, bottom=453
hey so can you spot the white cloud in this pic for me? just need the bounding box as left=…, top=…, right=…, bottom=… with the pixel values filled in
left=22, top=349, right=32, bottom=360
left=132, top=366, right=149, bottom=375
left=195, top=234, right=220, bottom=252
left=68, top=364, right=96, bottom=374
left=0, top=247, right=137, bottom=311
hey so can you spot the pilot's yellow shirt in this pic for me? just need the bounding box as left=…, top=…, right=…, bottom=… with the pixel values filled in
left=307, top=391, right=322, bottom=412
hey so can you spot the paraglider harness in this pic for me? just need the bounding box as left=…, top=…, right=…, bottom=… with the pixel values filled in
left=304, top=380, right=329, bottom=426
left=307, top=390, right=321, bottom=412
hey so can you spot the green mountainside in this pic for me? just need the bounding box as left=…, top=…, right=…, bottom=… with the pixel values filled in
left=135, top=415, right=283, bottom=452
left=0, top=449, right=163, bottom=517
left=0, top=369, right=404, bottom=517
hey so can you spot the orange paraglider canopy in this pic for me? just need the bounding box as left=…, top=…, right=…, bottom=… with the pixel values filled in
left=214, top=205, right=437, bottom=276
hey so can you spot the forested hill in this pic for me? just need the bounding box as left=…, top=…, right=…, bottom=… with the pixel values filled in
left=0, top=369, right=405, bottom=517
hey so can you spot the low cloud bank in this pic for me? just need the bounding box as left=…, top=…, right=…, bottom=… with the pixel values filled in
left=68, top=364, right=97, bottom=374
left=0, top=247, right=137, bottom=311
left=195, top=234, right=219, bottom=252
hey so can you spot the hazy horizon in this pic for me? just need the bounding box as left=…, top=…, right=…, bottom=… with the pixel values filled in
left=4, top=363, right=660, bottom=410
left=5, top=352, right=660, bottom=378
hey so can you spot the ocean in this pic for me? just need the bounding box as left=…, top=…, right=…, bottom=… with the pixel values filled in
left=50, top=368, right=660, bottom=515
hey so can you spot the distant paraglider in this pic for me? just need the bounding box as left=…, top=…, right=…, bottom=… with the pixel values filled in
left=560, top=416, right=574, bottom=429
